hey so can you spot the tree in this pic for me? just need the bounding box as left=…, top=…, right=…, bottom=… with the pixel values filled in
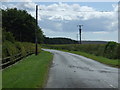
left=2, top=29, right=15, bottom=43
left=2, top=8, right=44, bottom=43
left=44, top=37, right=78, bottom=44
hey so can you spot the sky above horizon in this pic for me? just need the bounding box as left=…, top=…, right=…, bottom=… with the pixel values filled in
left=1, top=1, right=119, bottom=42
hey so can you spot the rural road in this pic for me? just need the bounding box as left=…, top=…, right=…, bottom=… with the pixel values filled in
left=43, top=49, right=119, bottom=88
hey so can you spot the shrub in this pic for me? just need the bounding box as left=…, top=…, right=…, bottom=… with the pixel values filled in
left=2, top=41, right=19, bottom=61
left=2, top=41, right=41, bottom=62
left=15, top=42, right=26, bottom=56
left=2, top=29, right=15, bottom=43
left=116, top=44, right=120, bottom=59
left=104, top=42, right=118, bottom=59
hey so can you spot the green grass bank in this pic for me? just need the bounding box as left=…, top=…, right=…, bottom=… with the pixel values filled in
left=2, top=51, right=53, bottom=88
left=42, top=42, right=120, bottom=60
left=64, top=50, right=119, bottom=68
left=42, top=43, right=120, bottom=68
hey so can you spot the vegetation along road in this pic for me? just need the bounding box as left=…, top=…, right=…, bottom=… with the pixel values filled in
left=43, top=49, right=119, bottom=88
left=3, top=51, right=53, bottom=88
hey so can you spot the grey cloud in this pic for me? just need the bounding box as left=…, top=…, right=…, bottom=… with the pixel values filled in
left=39, top=16, right=117, bottom=34
left=17, top=2, right=35, bottom=11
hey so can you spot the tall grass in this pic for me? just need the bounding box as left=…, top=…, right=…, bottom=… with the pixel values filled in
left=42, top=42, right=120, bottom=60
left=2, top=41, right=41, bottom=61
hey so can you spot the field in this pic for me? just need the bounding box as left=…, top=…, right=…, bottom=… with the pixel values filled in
left=42, top=42, right=120, bottom=68
left=2, top=51, right=53, bottom=88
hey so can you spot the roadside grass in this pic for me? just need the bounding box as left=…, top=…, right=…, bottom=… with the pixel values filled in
left=2, top=51, right=53, bottom=88
left=68, top=51, right=119, bottom=68
left=44, top=48, right=119, bottom=68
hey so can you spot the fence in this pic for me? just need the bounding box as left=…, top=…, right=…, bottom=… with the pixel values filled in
left=1, top=51, right=34, bottom=69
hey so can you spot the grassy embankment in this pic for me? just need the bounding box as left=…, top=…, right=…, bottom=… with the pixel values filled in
left=42, top=43, right=120, bottom=68
left=64, top=50, right=118, bottom=68
left=3, top=51, right=53, bottom=88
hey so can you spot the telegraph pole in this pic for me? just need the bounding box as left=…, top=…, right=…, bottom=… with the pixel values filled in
left=35, top=5, right=38, bottom=55
left=77, top=25, right=83, bottom=44
left=76, top=34, right=79, bottom=44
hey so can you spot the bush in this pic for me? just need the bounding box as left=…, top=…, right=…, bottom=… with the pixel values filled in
left=117, top=44, right=120, bottom=59
left=2, top=41, right=41, bottom=62
left=15, top=42, right=26, bottom=56
left=104, top=42, right=118, bottom=59
left=2, top=29, right=15, bottom=43
left=2, top=41, right=19, bottom=61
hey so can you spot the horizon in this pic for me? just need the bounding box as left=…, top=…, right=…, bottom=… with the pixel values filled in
left=45, top=36, right=117, bottom=43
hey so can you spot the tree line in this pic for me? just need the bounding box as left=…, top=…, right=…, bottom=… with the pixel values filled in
left=2, top=8, right=79, bottom=44
left=44, top=37, right=78, bottom=44
left=2, top=8, right=44, bottom=43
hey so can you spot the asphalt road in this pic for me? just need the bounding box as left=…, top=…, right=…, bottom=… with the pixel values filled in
left=43, top=49, right=119, bottom=88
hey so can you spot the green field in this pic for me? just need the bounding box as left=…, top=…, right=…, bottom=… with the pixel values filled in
left=2, top=51, right=53, bottom=88
left=42, top=42, right=120, bottom=60
left=42, top=44, right=120, bottom=68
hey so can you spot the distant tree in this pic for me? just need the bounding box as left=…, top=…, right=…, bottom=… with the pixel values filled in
left=44, top=37, right=78, bottom=44
left=2, top=8, right=44, bottom=43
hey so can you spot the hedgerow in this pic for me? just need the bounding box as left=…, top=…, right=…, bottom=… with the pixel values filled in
left=2, top=41, right=41, bottom=61
left=42, top=42, right=120, bottom=59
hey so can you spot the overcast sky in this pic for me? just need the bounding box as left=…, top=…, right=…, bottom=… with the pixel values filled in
left=1, top=1, right=119, bottom=42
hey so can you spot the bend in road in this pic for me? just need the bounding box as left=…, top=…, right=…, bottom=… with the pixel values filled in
left=43, top=49, right=119, bottom=88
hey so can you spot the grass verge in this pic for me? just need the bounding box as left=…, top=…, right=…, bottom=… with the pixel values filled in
left=45, top=48, right=119, bottom=68
left=68, top=50, right=119, bottom=68
left=2, top=50, right=53, bottom=88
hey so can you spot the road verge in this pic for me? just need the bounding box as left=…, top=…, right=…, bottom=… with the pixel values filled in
left=2, top=51, right=53, bottom=88
left=44, top=48, right=119, bottom=68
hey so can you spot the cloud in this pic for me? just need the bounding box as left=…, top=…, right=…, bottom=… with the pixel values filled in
left=1, top=2, right=118, bottom=41
left=1, top=2, right=36, bottom=18
left=0, top=0, right=10, bottom=2
left=37, top=2, right=118, bottom=35
left=39, top=3, right=117, bottom=21
left=38, top=2, right=118, bottom=41
left=0, top=0, right=32, bottom=2
left=2, top=2, right=118, bottom=21
left=1, top=2, right=33, bottom=9
left=42, top=28, right=78, bottom=40
left=92, top=31, right=109, bottom=34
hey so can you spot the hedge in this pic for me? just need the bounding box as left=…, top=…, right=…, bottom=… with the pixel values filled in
left=2, top=41, right=41, bottom=61
left=42, top=42, right=120, bottom=59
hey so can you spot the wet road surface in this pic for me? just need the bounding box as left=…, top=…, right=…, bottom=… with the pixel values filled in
left=43, top=49, right=119, bottom=88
